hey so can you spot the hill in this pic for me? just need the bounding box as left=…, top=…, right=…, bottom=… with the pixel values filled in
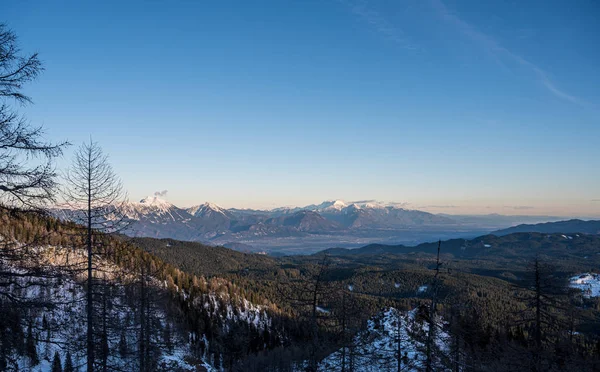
left=0, top=211, right=284, bottom=371
left=6, top=211, right=599, bottom=370
left=132, top=237, right=278, bottom=277
left=493, top=219, right=600, bottom=235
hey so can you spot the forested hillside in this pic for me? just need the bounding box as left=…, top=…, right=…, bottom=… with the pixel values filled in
left=131, top=231, right=600, bottom=370
left=493, top=219, right=600, bottom=236
left=0, top=210, right=294, bottom=371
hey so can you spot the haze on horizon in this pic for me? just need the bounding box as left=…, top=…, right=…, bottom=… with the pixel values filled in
left=4, top=0, right=599, bottom=217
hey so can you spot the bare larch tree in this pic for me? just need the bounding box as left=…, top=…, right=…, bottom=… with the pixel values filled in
left=0, top=23, right=67, bottom=210
left=63, top=140, right=129, bottom=372
left=0, top=23, right=68, bottom=368
left=425, top=240, right=442, bottom=372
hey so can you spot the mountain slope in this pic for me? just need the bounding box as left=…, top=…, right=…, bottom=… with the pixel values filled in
left=0, top=210, right=281, bottom=371
left=119, top=196, right=207, bottom=241
left=264, top=210, right=342, bottom=232
left=186, top=202, right=235, bottom=235
left=493, top=219, right=600, bottom=235
left=321, top=232, right=600, bottom=262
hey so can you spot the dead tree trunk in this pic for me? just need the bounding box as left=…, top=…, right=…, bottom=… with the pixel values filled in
left=425, top=240, right=442, bottom=372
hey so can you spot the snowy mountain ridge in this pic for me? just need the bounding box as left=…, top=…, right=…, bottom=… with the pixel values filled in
left=53, top=196, right=460, bottom=248
left=187, top=202, right=231, bottom=218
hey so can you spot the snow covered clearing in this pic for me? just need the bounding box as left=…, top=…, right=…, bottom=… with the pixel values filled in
left=570, top=273, right=600, bottom=298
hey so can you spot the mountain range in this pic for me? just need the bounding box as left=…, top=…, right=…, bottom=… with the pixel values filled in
left=54, top=197, right=460, bottom=242
left=54, top=196, right=588, bottom=253
left=131, top=197, right=457, bottom=237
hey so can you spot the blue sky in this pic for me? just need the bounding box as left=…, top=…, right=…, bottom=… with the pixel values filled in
left=3, top=0, right=600, bottom=216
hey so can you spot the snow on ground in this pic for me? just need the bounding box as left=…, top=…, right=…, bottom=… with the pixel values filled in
left=570, top=273, right=600, bottom=298
left=6, top=261, right=198, bottom=372
left=1, top=245, right=212, bottom=371
left=199, top=293, right=271, bottom=332
left=319, top=307, right=449, bottom=372
left=316, top=306, right=330, bottom=314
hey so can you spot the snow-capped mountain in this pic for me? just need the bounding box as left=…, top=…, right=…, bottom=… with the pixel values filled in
left=112, top=196, right=206, bottom=240
left=55, top=197, right=462, bottom=249
left=306, top=199, right=348, bottom=212
left=187, top=202, right=232, bottom=219
left=120, top=195, right=191, bottom=222
left=295, top=200, right=455, bottom=229
left=186, top=202, right=235, bottom=235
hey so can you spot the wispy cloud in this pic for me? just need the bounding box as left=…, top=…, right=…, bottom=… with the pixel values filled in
left=341, top=0, right=416, bottom=51
left=351, top=199, right=377, bottom=204
left=154, top=190, right=168, bottom=197
left=429, top=0, right=587, bottom=107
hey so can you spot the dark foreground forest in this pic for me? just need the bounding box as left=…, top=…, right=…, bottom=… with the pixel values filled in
left=2, top=209, right=599, bottom=371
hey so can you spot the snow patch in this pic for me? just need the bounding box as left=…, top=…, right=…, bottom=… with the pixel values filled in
left=319, top=307, right=449, bottom=371
left=570, top=273, right=600, bottom=298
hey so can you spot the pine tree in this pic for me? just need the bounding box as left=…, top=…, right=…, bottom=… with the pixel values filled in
left=425, top=240, right=443, bottom=372
left=52, top=351, right=63, bottom=372
left=164, top=321, right=173, bottom=353
left=26, top=323, right=39, bottom=366
left=119, top=331, right=128, bottom=358
left=64, top=351, right=74, bottom=372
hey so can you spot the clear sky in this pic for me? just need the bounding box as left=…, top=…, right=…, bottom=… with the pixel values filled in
left=3, top=0, right=600, bottom=216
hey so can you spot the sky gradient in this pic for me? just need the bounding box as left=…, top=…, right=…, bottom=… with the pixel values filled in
left=3, top=0, right=600, bottom=216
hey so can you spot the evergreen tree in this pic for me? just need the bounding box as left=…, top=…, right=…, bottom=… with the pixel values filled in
left=52, top=351, right=63, bottom=372
left=26, top=323, right=38, bottom=366
left=119, top=331, right=128, bottom=358
left=64, top=351, right=74, bottom=372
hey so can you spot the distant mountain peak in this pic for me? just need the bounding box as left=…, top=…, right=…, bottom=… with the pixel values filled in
left=202, top=201, right=225, bottom=211
left=331, top=199, right=346, bottom=208
left=311, top=200, right=348, bottom=211
left=187, top=202, right=229, bottom=218
left=105, top=195, right=186, bottom=224
left=139, top=195, right=171, bottom=207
